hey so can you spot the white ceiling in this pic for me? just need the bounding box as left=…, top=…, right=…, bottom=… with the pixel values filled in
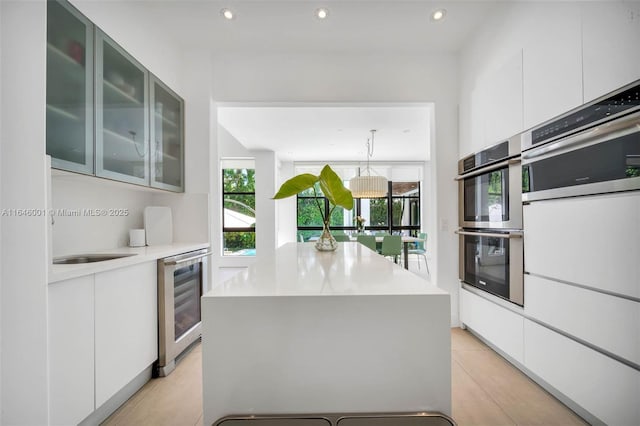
left=105, top=1, right=503, bottom=162
left=142, top=0, right=501, bottom=54
left=218, top=105, right=432, bottom=162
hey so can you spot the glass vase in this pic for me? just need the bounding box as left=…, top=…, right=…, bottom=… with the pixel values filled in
left=315, top=221, right=338, bottom=251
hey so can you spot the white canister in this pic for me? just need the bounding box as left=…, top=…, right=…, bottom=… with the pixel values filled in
left=129, top=229, right=146, bottom=247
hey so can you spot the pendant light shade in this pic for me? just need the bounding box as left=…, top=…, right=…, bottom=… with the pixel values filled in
left=349, top=130, right=388, bottom=198
left=350, top=175, right=388, bottom=198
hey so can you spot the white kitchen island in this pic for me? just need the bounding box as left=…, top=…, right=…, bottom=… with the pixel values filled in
left=202, top=242, right=451, bottom=426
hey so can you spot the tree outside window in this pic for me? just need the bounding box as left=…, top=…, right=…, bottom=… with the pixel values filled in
left=296, top=182, right=352, bottom=241
left=223, top=168, right=256, bottom=256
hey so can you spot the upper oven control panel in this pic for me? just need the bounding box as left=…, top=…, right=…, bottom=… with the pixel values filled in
left=523, top=79, right=640, bottom=152
left=458, top=134, right=521, bottom=175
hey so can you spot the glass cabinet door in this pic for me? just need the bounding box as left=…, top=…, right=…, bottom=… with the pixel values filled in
left=46, top=0, right=94, bottom=174
left=150, top=76, right=184, bottom=192
left=95, top=30, right=149, bottom=185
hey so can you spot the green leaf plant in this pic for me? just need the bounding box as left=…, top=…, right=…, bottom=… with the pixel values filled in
left=273, top=165, right=354, bottom=225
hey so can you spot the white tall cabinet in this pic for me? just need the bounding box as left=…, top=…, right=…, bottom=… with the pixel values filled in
left=458, top=2, right=640, bottom=424
left=582, top=2, right=640, bottom=103
left=522, top=3, right=583, bottom=129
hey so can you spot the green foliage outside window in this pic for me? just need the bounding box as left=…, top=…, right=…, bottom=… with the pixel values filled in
left=223, top=168, right=256, bottom=255
left=223, top=168, right=255, bottom=192
left=369, top=198, right=388, bottom=226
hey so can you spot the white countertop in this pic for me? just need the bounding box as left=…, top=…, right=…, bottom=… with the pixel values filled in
left=48, top=242, right=210, bottom=283
left=205, top=242, right=446, bottom=297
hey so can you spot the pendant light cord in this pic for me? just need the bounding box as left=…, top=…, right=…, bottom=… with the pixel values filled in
left=365, top=129, right=376, bottom=176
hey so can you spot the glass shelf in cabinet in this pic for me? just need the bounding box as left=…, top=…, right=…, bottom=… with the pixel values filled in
left=103, top=79, right=142, bottom=105
left=154, top=111, right=179, bottom=128
left=47, top=42, right=85, bottom=70
left=46, top=104, right=81, bottom=121
left=103, top=127, right=147, bottom=153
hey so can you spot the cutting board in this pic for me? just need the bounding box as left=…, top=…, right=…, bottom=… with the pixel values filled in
left=144, top=206, right=173, bottom=246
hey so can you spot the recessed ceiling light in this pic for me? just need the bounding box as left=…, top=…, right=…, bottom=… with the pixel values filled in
left=431, top=9, right=446, bottom=21
left=221, top=8, right=234, bottom=20
left=316, top=8, right=329, bottom=19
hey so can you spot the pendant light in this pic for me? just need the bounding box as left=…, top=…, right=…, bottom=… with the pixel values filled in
left=349, top=130, right=388, bottom=198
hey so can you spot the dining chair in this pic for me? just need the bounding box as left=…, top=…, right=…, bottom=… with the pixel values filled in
left=333, top=234, right=351, bottom=242
left=408, top=232, right=429, bottom=273
left=380, top=235, right=402, bottom=264
left=356, top=235, right=377, bottom=252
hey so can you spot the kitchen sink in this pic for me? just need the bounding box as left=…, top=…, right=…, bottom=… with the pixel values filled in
left=53, top=253, right=137, bottom=264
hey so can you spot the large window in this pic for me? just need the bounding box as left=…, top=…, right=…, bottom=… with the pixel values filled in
left=296, top=182, right=355, bottom=241
left=222, top=165, right=256, bottom=256
left=390, top=181, right=420, bottom=229
left=296, top=180, right=421, bottom=241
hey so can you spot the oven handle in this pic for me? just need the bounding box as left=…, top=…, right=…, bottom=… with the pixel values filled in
left=164, top=251, right=212, bottom=266
left=455, top=157, right=521, bottom=181
left=522, top=110, right=640, bottom=163
left=455, top=230, right=523, bottom=239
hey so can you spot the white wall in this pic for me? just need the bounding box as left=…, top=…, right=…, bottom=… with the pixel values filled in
left=51, top=176, right=153, bottom=255
left=0, top=1, right=49, bottom=424
left=277, top=160, right=297, bottom=246
left=177, top=49, right=216, bottom=281
left=71, top=0, right=183, bottom=95
left=0, top=0, right=4, bottom=417
left=151, top=192, right=210, bottom=245
left=219, top=124, right=252, bottom=158
left=211, top=51, right=459, bottom=324
left=0, top=0, right=3, bottom=416
left=254, top=150, right=277, bottom=255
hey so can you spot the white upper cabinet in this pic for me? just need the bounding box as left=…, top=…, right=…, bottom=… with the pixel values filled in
left=485, top=50, right=524, bottom=144
left=522, top=2, right=583, bottom=129
left=468, top=50, right=523, bottom=152
left=582, top=2, right=640, bottom=102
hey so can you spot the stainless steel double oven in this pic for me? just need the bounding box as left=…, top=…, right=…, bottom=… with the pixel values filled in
left=456, top=135, right=524, bottom=306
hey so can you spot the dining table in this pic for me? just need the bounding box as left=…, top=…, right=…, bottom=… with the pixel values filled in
left=349, top=235, right=424, bottom=270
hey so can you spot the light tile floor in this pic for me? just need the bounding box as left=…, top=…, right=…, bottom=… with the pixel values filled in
left=103, top=327, right=586, bottom=426
left=104, top=260, right=584, bottom=425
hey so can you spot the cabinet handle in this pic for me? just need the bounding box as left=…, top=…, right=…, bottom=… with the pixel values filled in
left=164, top=251, right=212, bottom=266
left=455, top=229, right=523, bottom=239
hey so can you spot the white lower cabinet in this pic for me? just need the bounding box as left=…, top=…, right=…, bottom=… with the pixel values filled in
left=95, top=262, right=158, bottom=407
left=460, top=287, right=524, bottom=363
left=525, top=274, right=640, bottom=366
left=524, top=319, right=640, bottom=426
left=523, top=192, right=640, bottom=299
left=48, top=261, right=157, bottom=424
left=48, top=276, right=95, bottom=426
